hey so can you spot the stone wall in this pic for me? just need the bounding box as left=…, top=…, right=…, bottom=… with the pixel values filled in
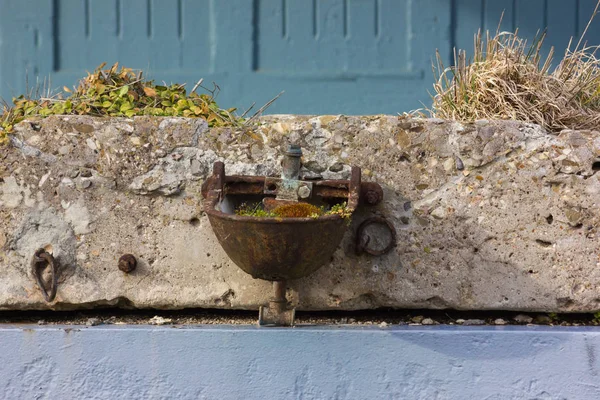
left=1, top=114, right=599, bottom=312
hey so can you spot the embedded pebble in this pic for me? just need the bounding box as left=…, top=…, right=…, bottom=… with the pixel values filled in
left=462, top=319, right=486, bottom=326
left=149, top=316, right=173, bottom=325
left=514, top=314, right=533, bottom=324
left=85, top=318, right=102, bottom=326
left=534, top=315, right=553, bottom=324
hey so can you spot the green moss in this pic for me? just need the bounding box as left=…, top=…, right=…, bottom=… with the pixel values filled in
left=235, top=201, right=351, bottom=220
left=235, top=203, right=276, bottom=218
left=0, top=62, right=243, bottom=146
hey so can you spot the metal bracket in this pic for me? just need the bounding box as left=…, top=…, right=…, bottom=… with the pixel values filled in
left=258, top=281, right=296, bottom=327
left=31, top=248, right=58, bottom=302
left=264, top=177, right=313, bottom=202
left=356, top=216, right=397, bottom=256
left=259, top=303, right=296, bottom=327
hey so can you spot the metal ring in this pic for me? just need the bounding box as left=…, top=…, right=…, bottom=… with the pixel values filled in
left=355, top=216, right=397, bottom=256
left=31, top=248, right=58, bottom=302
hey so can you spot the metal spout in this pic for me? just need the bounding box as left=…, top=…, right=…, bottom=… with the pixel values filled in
left=281, top=144, right=302, bottom=180
left=258, top=280, right=296, bottom=326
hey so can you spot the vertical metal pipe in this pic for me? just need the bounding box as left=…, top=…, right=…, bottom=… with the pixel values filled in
left=281, top=145, right=302, bottom=180
left=273, top=280, right=287, bottom=302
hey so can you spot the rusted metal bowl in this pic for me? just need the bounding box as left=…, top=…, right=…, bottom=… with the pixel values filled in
left=202, top=161, right=381, bottom=282
left=206, top=211, right=347, bottom=281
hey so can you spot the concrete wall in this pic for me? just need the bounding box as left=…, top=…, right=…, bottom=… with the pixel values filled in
left=2, top=115, right=600, bottom=312
left=1, top=325, right=599, bottom=399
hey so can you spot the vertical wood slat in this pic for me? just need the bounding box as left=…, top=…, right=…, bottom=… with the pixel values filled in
left=180, top=0, right=211, bottom=72
left=210, top=0, right=254, bottom=73
left=316, top=0, right=345, bottom=39
left=148, top=0, right=181, bottom=70
left=453, top=0, right=482, bottom=55
left=0, top=0, right=53, bottom=99
left=578, top=0, right=600, bottom=45
left=88, top=0, right=119, bottom=67
left=513, top=0, right=549, bottom=61
left=546, top=0, right=577, bottom=61
left=483, top=0, right=514, bottom=33
left=411, top=0, right=452, bottom=69
left=55, top=0, right=86, bottom=70
left=378, top=0, right=411, bottom=70
left=346, top=0, right=380, bottom=70
left=118, top=0, right=149, bottom=69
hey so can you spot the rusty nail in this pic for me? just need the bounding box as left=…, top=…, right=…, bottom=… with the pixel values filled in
left=365, top=190, right=380, bottom=205
left=118, top=254, right=137, bottom=273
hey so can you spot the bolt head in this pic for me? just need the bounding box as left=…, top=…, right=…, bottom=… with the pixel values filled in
left=118, top=254, right=137, bottom=273
left=297, top=185, right=311, bottom=199
left=365, top=190, right=380, bottom=205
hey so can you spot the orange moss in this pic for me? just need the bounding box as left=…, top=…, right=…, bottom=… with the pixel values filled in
left=272, top=203, right=322, bottom=218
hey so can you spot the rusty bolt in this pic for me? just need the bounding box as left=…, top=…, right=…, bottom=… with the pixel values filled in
left=118, top=254, right=137, bottom=273
left=365, top=190, right=380, bottom=205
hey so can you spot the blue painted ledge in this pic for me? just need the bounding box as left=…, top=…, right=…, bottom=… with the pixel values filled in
left=1, top=325, right=600, bottom=399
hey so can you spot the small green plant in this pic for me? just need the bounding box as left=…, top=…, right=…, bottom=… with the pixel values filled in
left=0, top=62, right=242, bottom=146
left=235, top=203, right=276, bottom=218
left=593, top=311, right=600, bottom=324
left=235, top=201, right=351, bottom=220
left=327, top=202, right=352, bottom=220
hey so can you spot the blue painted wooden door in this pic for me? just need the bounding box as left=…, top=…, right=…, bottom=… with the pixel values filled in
left=0, top=0, right=598, bottom=114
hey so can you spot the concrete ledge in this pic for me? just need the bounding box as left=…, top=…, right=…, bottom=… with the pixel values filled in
left=2, top=115, right=600, bottom=312
left=1, top=325, right=600, bottom=399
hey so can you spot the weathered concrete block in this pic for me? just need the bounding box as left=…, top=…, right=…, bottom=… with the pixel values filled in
left=1, top=115, right=599, bottom=312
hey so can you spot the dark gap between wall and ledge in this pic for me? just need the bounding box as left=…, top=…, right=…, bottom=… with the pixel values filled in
left=0, top=308, right=598, bottom=327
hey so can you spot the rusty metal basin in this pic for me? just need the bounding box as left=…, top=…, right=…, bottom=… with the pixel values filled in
left=207, top=211, right=347, bottom=281
left=201, top=158, right=383, bottom=325
left=206, top=206, right=348, bottom=281
left=202, top=161, right=379, bottom=281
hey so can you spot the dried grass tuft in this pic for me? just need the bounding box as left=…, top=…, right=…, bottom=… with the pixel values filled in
left=431, top=2, right=600, bottom=132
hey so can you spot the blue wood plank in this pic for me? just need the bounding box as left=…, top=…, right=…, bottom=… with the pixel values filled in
left=578, top=0, right=600, bottom=48
left=346, top=0, right=381, bottom=70
left=254, top=0, right=287, bottom=71
left=180, top=0, right=211, bottom=71
left=0, top=0, right=53, bottom=100
left=87, top=0, right=119, bottom=67
left=483, top=0, right=514, bottom=33
left=514, top=0, right=545, bottom=37
left=317, top=0, right=345, bottom=39
left=55, top=0, right=87, bottom=70
left=149, top=0, right=182, bottom=70
left=118, top=0, right=150, bottom=69
left=514, top=0, right=551, bottom=63
left=453, top=0, right=483, bottom=55
left=546, top=0, right=577, bottom=62
left=411, top=0, right=452, bottom=81
left=210, top=0, right=254, bottom=73
left=2, top=0, right=600, bottom=115
left=272, top=0, right=318, bottom=70
left=376, top=0, right=411, bottom=70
